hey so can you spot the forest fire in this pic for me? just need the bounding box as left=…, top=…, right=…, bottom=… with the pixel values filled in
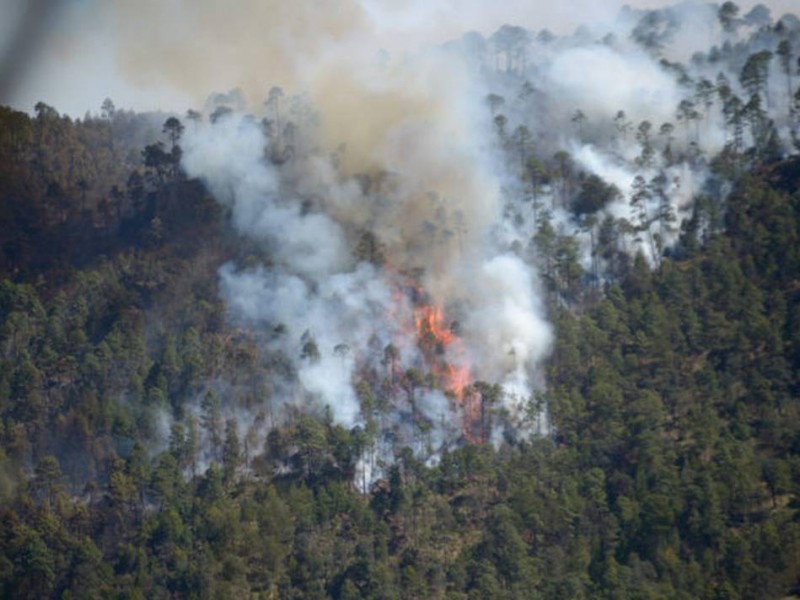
left=414, top=304, right=471, bottom=398
left=382, top=268, right=485, bottom=442
left=413, top=300, right=483, bottom=443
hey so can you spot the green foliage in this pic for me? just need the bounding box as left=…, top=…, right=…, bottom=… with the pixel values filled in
left=572, top=174, right=620, bottom=216
left=1, top=100, right=800, bottom=598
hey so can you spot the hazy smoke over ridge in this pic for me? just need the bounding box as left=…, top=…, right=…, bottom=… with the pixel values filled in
left=4, top=0, right=797, bottom=118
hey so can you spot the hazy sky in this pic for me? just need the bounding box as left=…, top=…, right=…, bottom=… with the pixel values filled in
left=0, top=0, right=797, bottom=117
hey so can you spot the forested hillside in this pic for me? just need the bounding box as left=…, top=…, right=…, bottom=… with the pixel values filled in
left=2, top=2, right=800, bottom=599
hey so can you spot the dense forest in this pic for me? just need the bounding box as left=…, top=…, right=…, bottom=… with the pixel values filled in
left=2, top=2, right=800, bottom=598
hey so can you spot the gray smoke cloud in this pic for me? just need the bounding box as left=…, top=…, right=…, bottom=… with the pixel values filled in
left=173, top=0, right=800, bottom=472
left=180, top=48, right=554, bottom=451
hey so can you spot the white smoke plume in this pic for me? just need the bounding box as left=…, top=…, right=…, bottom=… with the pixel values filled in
left=476, top=1, right=800, bottom=272
left=180, top=34, right=554, bottom=467
left=175, top=1, right=800, bottom=479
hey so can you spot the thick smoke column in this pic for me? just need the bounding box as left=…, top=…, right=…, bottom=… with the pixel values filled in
left=154, top=1, right=800, bottom=470
left=180, top=30, right=553, bottom=455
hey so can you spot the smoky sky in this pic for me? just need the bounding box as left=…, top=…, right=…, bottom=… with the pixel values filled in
left=1, top=0, right=796, bottom=116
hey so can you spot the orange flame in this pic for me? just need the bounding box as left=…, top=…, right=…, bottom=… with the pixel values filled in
left=383, top=268, right=482, bottom=441
left=414, top=304, right=470, bottom=398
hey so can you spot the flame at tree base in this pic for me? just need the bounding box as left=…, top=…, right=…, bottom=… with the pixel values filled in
left=414, top=304, right=470, bottom=397
left=381, top=269, right=504, bottom=444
